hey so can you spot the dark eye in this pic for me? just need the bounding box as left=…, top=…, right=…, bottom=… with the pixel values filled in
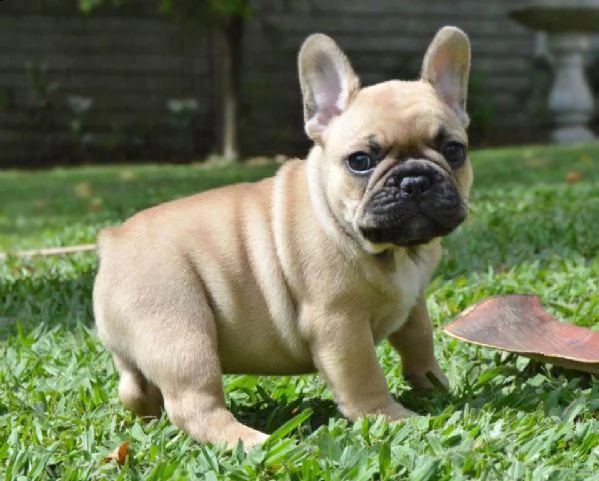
left=346, top=151, right=375, bottom=174
left=442, top=142, right=467, bottom=167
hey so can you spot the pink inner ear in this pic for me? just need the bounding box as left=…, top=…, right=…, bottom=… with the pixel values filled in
left=431, top=53, right=455, bottom=98
left=305, top=112, right=334, bottom=139
left=428, top=51, right=467, bottom=123
left=437, top=74, right=461, bottom=108
left=313, top=66, right=345, bottom=120
left=303, top=45, right=358, bottom=139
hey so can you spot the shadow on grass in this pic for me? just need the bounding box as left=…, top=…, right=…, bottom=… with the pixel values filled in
left=229, top=355, right=597, bottom=437
left=233, top=396, right=340, bottom=435
left=398, top=358, right=596, bottom=421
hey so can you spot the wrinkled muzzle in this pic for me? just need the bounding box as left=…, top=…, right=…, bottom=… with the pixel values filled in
left=357, top=160, right=468, bottom=246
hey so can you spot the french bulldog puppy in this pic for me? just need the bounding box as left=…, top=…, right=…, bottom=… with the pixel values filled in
left=93, top=26, right=472, bottom=449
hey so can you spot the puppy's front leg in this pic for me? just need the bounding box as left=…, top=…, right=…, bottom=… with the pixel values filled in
left=307, top=311, right=414, bottom=421
left=388, top=297, right=449, bottom=390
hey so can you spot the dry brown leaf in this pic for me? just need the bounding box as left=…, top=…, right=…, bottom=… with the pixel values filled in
left=565, top=171, right=581, bottom=184
left=103, top=440, right=129, bottom=465
left=444, top=295, right=599, bottom=375
left=89, top=197, right=104, bottom=211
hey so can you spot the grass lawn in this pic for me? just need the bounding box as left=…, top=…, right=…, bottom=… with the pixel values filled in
left=1, top=144, right=598, bottom=480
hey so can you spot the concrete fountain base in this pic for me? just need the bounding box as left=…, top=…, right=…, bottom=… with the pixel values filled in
left=510, top=2, right=599, bottom=144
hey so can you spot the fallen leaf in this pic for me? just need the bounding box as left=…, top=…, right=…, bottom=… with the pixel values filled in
left=89, top=198, right=103, bottom=210
left=578, top=153, right=592, bottom=165
left=444, top=295, right=599, bottom=375
left=565, top=171, right=581, bottom=184
left=525, top=157, right=549, bottom=168
left=74, top=182, right=93, bottom=198
left=103, top=440, right=129, bottom=465
left=119, top=169, right=137, bottom=181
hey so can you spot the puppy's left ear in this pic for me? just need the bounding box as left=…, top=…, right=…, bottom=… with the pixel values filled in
left=421, top=26, right=471, bottom=126
left=298, top=33, right=360, bottom=142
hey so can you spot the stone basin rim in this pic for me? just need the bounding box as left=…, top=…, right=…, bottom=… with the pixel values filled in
left=510, top=7, right=599, bottom=33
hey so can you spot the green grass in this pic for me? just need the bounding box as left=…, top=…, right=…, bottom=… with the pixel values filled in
left=1, top=144, right=598, bottom=480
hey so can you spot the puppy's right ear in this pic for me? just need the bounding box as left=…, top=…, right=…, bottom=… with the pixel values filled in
left=421, top=26, right=471, bottom=126
left=298, top=34, right=360, bottom=143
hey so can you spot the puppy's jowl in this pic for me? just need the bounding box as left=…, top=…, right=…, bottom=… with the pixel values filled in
left=93, top=26, right=473, bottom=448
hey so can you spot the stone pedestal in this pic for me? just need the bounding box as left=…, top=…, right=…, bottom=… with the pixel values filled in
left=509, top=1, right=599, bottom=144
left=548, top=34, right=595, bottom=143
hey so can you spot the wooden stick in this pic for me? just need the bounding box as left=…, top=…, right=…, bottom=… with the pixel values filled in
left=0, top=244, right=96, bottom=259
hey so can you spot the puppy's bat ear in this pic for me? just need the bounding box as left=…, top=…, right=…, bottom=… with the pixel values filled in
left=421, top=26, right=471, bottom=126
left=298, top=34, right=360, bottom=142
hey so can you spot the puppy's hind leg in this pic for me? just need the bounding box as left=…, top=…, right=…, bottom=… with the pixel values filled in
left=163, top=376, right=269, bottom=450
left=141, top=310, right=269, bottom=450
left=113, top=354, right=163, bottom=419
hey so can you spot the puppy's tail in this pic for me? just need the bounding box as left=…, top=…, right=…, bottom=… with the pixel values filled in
left=96, top=227, right=119, bottom=262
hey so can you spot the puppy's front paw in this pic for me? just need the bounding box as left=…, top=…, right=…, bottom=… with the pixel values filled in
left=243, top=431, right=270, bottom=450
left=403, top=362, right=449, bottom=391
left=341, top=399, right=416, bottom=421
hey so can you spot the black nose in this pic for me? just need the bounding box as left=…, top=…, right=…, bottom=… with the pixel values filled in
left=399, top=175, right=430, bottom=197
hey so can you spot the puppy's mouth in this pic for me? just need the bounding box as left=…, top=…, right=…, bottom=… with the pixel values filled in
left=360, top=217, right=459, bottom=247
left=358, top=162, right=467, bottom=247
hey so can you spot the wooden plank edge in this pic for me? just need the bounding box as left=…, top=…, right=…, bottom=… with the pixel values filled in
left=0, top=244, right=96, bottom=259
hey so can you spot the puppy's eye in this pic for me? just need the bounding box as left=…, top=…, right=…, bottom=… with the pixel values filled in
left=442, top=142, right=467, bottom=167
left=346, top=151, right=375, bottom=174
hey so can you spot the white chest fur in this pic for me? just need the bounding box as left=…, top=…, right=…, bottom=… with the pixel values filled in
left=371, top=249, right=434, bottom=342
left=392, top=250, right=431, bottom=309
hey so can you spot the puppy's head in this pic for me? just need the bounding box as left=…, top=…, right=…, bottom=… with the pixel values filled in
left=299, top=27, right=473, bottom=252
